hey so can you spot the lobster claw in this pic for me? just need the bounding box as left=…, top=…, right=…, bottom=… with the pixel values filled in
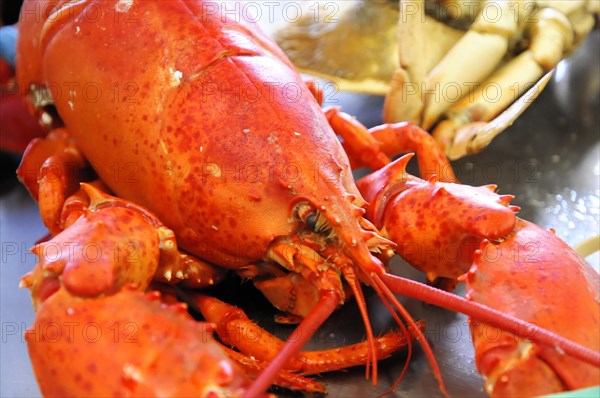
left=21, top=182, right=227, bottom=311
left=357, top=154, right=519, bottom=282
left=465, top=220, right=600, bottom=396
left=20, top=183, right=163, bottom=309
left=26, top=286, right=252, bottom=397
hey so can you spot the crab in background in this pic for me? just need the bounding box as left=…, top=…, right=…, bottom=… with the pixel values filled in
left=274, top=0, right=598, bottom=159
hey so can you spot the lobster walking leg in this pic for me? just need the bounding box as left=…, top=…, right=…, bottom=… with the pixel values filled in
left=220, top=346, right=326, bottom=393
left=245, top=290, right=341, bottom=397
left=17, top=129, right=87, bottom=235
left=244, top=243, right=449, bottom=398
left=324, top=107, right=457, bottom=182
left=190, top=293, right=422, bottom=375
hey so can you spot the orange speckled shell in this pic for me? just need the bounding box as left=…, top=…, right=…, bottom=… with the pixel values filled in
left=27, top=287, right=250, bottom=397
left=467, top=220, right=600, bottom=396
left=17, top=0, right=373, bottom=269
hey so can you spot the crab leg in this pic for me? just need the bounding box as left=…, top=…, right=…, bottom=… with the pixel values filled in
left=385, top=0, right=464, bottom=125
left=435, top=71, right=553, bottom=159
left=433, top=6, right=575, bottom=158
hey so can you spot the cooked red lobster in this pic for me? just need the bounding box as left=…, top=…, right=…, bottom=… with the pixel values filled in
left=13, top=1, right=599, bottom=396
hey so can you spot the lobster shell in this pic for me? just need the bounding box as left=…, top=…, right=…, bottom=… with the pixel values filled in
left=27, top=287, right=251, bottom=397
left=17, top=0, right=375, bottom=269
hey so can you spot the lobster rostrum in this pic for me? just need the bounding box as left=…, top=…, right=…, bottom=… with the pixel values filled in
left=14, top=0, right=599, bottom=396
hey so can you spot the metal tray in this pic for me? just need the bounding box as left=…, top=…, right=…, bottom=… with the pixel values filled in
left=1, top=17, right=598, bottom=398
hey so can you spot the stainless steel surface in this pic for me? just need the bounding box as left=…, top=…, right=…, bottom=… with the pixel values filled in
left=1, top=17, right=598, bottom=398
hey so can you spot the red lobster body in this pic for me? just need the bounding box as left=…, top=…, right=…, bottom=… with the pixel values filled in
left=17, top=1, right=398, bottom=394
left=15, top=1, right=600, bottom=396
left=18, top=0, right=375, bottom=270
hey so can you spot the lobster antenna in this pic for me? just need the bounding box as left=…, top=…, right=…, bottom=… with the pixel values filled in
left=368, top=277, right=413, bottom=397
left=370, top=273, right=450, bottom=398
left=243, top=290, right=340, bottom=398
left=380, top=273, right=600, bottom=367
left=339, top=264, right=378, bottom=383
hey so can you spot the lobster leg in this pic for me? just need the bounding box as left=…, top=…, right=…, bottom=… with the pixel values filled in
left=189, top=293, right=421, bottom=375
left=244, top=238, right=447, bottom=397
left=219, top=345, right=326, bottom=393
left=20, top=183, right=165, bottom=308
left=244, top=237, right=393, bottom=396
left=20, top=181, right=251, bottom=396
left=324, top=106, right=392, bottom=170
left=20, top=131, right=229, bottom=289
left=304, top=79, right=324, bottom=105
left=324, top=107, right=457, bottom=182
left=21, top=183, right=228, bottom=304
left=78, top=184, right=228, bottom=290
left=245, top=289, right=340, bottom=397
left=17, top=129, right=87, bottom=235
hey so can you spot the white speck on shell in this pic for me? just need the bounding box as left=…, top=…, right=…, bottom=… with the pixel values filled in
left=115, top=0, right=134, bottom=13
left=41, top=112, right=53, bottom=125
left=122, top=363, right=143, bottom=383
left=169, top=68, right=183, bottom=87
left=204, top=163, right=221, bottom=178
left=164, top=270, right=172, bottom=281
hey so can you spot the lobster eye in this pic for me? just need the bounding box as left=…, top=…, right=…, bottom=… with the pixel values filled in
left=305, top=212, right=318, bottom=232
